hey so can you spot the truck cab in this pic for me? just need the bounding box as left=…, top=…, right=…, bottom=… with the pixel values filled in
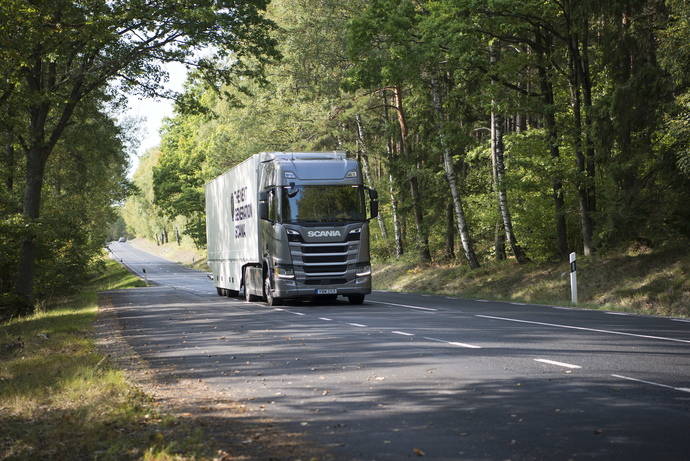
left=252, top=152, right=377, bottom=305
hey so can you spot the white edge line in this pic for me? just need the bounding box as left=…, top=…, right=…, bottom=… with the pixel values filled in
left=391, top=331, right=414, bottom=336
left=605, top=312, right=631, bottom=316
left=476, top=314, right=690, bottom=345
left=611, top=374, right=690, bottom=393
left=368, top=300, right=437, bottom=312
left=319, top=317, right=332, bottom=321
left=476, top=299, right=490, bottom=303
left=671, top=318, right=690, bottom=323
left=510, top=302, right=527, bottom=306
left=422, top=336, right=481, bottom=349
left=551, top=306, right=579, bottom=311
left=287, top=311, right=305, bottom=316
left=348, top=323, right=367, bottom=327
left=534, top=358, right=582, bottom=369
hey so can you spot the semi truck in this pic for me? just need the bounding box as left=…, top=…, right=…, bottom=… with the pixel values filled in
left=205, top=151, right=378, bottom=306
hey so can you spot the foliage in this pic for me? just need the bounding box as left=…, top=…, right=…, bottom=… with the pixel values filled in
left=124, top=0, right=689, bottom=273
left=0, top=0, right=279, bottom=314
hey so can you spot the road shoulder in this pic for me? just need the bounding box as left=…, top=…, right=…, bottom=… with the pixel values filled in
left=96, top=291, right=330, bottom=460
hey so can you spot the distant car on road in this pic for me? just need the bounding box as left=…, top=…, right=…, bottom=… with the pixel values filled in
left=118, top=237, right=126, bottom=242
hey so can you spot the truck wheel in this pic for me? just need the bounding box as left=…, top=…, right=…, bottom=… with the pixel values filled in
left=216, top=287, right=223, bottom=296
left=264, top=276, right=281, bottom=306
left=226, top=289, right=239, bottom=298
left=347, top=294, right=365, bottom=305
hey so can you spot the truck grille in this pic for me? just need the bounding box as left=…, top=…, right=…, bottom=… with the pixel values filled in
left=303, top=264, right=347, bottom=274
left=292, top=241, right=355, bottom=277
left=302, top=244, right=347, bottom=254
left=303, top=254, right=347, bottom=263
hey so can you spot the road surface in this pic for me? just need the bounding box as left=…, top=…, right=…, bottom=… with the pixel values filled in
left=105, top=241, right=690, bottom=460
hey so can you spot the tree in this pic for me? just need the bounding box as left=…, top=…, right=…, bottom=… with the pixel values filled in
left=1, top=0, right=278, bottom=308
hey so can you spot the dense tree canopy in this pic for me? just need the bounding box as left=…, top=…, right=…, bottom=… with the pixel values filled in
left=127, top=0, right=689, bottom=271
left=0, top=0, right=278, bottom=316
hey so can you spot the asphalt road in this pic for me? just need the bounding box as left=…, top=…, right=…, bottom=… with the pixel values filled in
left=105, top=241, right=690, bottom=460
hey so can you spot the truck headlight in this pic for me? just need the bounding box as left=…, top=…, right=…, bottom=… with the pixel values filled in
left=274, top=265, right=295, bottom=279
left=286, top=228, right=302, bottom=242
left=356, top=264, right=371, bottom=277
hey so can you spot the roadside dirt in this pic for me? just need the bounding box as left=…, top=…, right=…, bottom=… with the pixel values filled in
left=95, top=294, right=331, bottom=461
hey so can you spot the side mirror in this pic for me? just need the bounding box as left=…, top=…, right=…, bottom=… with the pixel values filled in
left=368, top=188, right=379, bottom=220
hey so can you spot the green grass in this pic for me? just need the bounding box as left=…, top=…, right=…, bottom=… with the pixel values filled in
left=373, top=243, right=690, bottom=318
left=0, top=258, right=213, bottom=460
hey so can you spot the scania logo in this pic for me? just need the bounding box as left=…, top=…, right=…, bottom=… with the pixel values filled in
left=307, top=230, right=342, bottom=238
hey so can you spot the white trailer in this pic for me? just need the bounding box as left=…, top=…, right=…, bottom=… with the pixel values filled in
left=205, top=155, right=261, bottom=296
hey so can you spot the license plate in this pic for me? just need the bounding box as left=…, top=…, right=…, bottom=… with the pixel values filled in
left=315, top=288, right=337, bottom=295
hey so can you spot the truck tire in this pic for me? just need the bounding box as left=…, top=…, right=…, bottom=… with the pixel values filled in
left=226, top=289, right=239, bottom=298
left=264, top=276, right=281, bottom=306
left=216, top=287, right=223, bottom=296
left=347, top=294, right=365, bottom=305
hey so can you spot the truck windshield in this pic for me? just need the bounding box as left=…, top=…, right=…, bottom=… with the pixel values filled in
left=281, top=185, right=365, bottom=224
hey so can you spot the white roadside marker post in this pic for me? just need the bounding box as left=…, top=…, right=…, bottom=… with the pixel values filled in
left=142, top=267, right=148, bottom=286
left=569, top=252, right=577, bottom=305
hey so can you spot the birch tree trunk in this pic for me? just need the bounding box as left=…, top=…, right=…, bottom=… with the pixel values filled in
left=382, top=91, right=404, bottom=257
left=490, top=109, right=529, bottom=264
left=429, top=77, right=480, bottom=268
left=489, top=45, right=529, bottom=264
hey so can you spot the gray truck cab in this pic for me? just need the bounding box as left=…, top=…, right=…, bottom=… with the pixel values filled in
left=252, top=152, right=377, bottom=305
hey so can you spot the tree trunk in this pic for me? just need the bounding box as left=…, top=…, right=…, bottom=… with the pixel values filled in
left=392, top=86, right=430, bottom=263
left=563, top=0, right=594, bottom=256
left=495, top=216, right=506, bottom=261
left=535, top=61, right=568, bottom=259
left=567, top=51, right=594, bottom=255
left=382, top=91, right=404, bottom=257
left=14, top=145, right=48, bottom=309
left=355, top=114, right=388, bottom=240
left=489, top=45, right=529, bottom=264
left=445, top=201, right=455, bottom=261
left=429, top=77, right=480, bottom=268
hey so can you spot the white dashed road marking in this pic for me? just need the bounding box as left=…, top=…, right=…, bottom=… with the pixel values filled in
left=367, top=300, right=438, bottom=312
left=319, top=317, right=332, bottom=321
left=534, top=358, right=582, bottom=369
left=391, top=331, right=414, bottom=336
left=423, top=336, right=481, bottom=349
left=476, top=314, right=690, bottom=345
left=612, top=374, right=690, bottom=393
left=348, top=323, right=367, bottom=327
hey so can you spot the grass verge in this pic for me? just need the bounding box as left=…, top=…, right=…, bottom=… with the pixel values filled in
left=0, top=258, right=214, bottom=460
left=373, top=243, right=690, bottom=318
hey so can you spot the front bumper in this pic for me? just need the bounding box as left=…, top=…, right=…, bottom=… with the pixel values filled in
left=273, top=275, right=371, bottom=298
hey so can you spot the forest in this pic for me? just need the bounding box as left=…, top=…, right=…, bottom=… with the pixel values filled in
left=128, top=0, right=690, bottom=267
left=2, top=0, right=689, bottom=318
